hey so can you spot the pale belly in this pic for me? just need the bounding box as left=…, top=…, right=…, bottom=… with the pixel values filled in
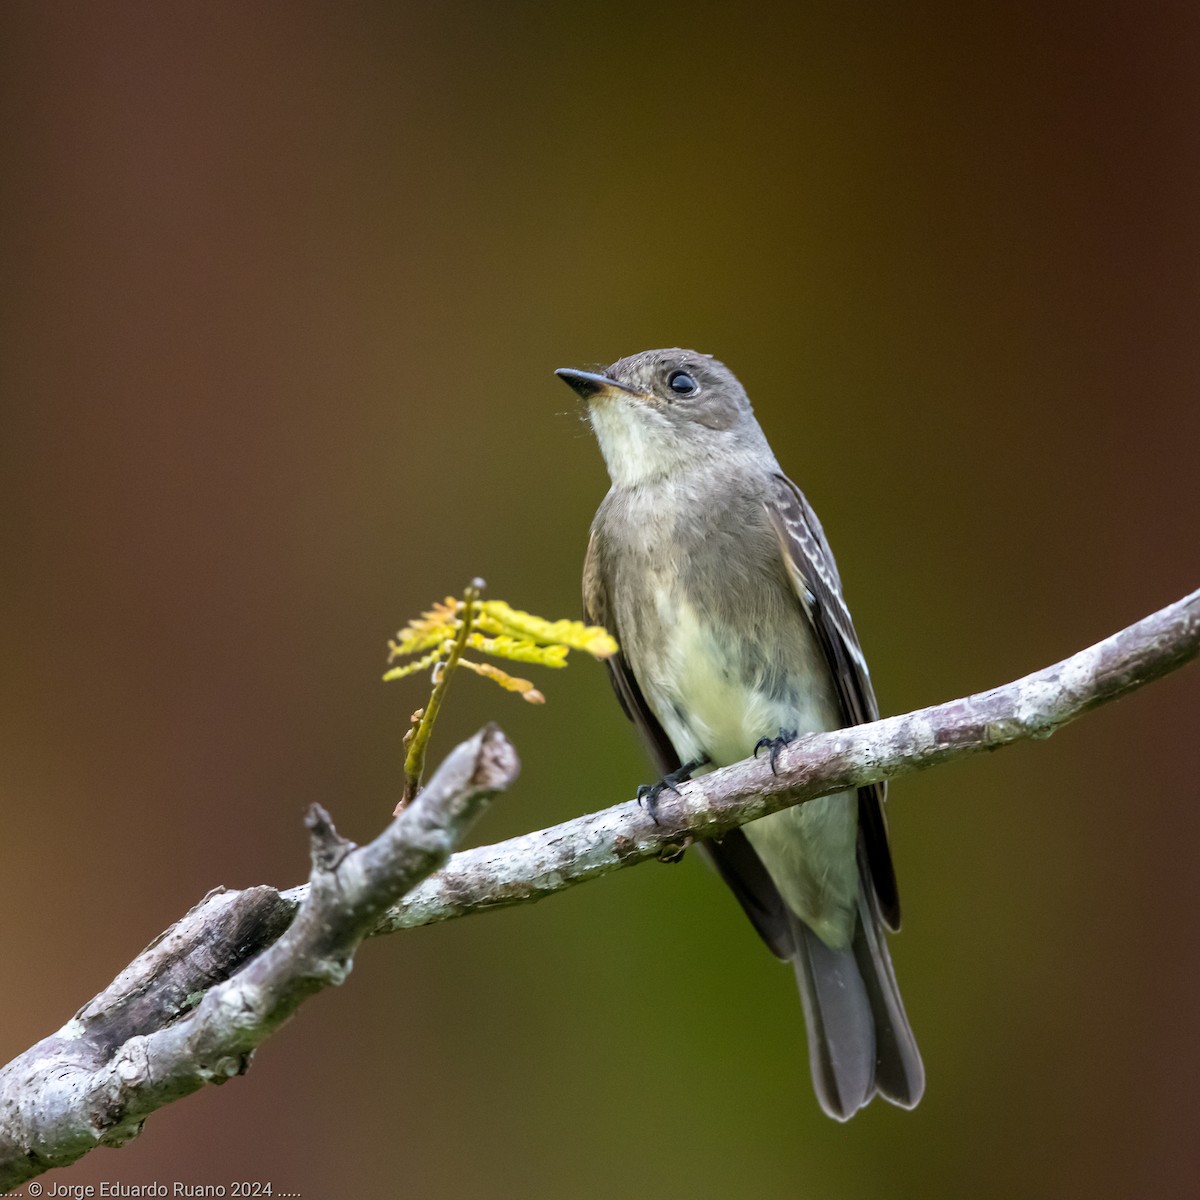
left=643, top=595, right=860, bottom=948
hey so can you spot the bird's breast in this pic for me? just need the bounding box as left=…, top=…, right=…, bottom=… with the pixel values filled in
left=649, top=591, right=838, bottom=765
left=599, top=475, right=841, bottom=761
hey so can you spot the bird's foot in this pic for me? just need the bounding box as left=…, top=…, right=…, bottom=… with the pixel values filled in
left=656, top=836, right=693, bottom=864
left=754, top=728, right=798, bottom=776
left=636, top=759, right=706, bottom=824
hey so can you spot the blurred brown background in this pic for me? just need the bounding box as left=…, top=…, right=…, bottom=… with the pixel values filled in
left=2, top=3, right=1199, bottom=1197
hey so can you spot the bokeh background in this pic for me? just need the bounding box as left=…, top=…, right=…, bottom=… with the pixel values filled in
left=3, top=3, right=1199, bottom=1197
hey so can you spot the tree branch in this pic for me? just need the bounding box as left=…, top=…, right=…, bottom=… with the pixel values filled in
left=0, top=590, right=1195, bottom=1185
left=0, top=724, right=519, bottom=1189
left=377, top=586, right=1199, bottom=929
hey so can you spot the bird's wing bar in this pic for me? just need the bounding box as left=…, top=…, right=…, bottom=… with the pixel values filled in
left=764, top=473, right=901, bottom=930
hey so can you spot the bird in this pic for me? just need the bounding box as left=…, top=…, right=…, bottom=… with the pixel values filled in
left=556, top=348, right=923, bottom=1120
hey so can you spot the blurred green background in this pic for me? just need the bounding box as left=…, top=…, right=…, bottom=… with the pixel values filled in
left=3, top=3, right=1199, bottom=1197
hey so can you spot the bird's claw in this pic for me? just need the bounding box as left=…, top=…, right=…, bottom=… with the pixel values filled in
left=754, top=728, right=798, bottom=776
left=657, top=836, right=693, bottom=864
left=636, top=781, right=674, bottom=825
left=636, top=760, right=706, bottom=824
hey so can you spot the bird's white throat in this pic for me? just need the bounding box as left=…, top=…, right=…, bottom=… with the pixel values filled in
left=587, top=398, right=683, bottom=489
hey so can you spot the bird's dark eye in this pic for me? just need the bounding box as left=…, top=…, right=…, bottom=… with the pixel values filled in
left=667, top=370, right=699, bottom=397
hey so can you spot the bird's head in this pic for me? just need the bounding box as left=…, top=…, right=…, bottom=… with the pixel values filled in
left=556, top=348, right=772, bottom=488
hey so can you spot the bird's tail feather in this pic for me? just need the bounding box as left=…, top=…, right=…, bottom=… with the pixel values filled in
left=852, top=878, right=925, bottom=1108
left=791, top=893, right=924, bottom=1119
left=792, top=920, right=875, bottom=1120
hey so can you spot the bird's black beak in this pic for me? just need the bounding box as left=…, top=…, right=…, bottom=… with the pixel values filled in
left=555, top=368, right=640, bottom=400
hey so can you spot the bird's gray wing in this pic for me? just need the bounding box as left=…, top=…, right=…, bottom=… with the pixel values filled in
left=583, top=530, right=678, bottom=776
left=584, top=529, right=795, bottom=957
left=764, top=473, right=901, bottom=930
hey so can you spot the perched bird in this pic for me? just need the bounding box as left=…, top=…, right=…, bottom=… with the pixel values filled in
left=557, top=349, right=923, bottom=1119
